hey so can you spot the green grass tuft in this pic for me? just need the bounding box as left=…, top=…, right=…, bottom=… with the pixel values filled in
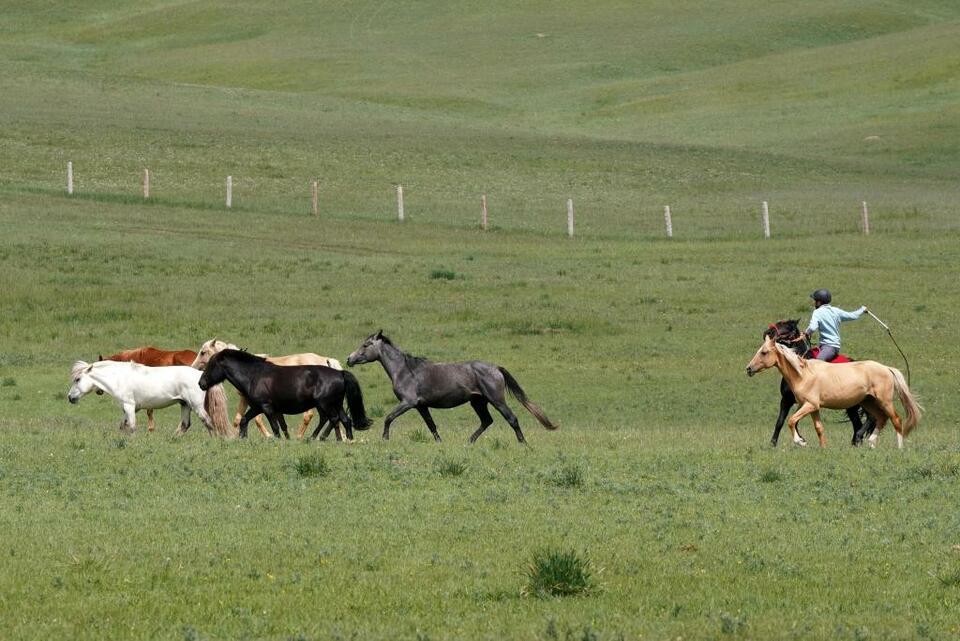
left=523, top=549, right=595, bottom=598
left=435, top=457, right=468, bottom=478
left=293, top=452, right=330, bottom=478
left=429, top=269, right=458, bottom=281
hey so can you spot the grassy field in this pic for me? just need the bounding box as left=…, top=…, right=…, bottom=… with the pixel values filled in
left=1, top=2, right=959, bottom=640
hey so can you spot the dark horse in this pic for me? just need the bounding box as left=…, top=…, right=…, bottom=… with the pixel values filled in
left=765, top=320, right=874, bottom=447
left=197, top=349, right=371, bottom=440
left=346, top=331, right=557, bottom=443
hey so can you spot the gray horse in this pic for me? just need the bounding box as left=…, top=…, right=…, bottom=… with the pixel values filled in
left=346, top=331, right=557, bottom=443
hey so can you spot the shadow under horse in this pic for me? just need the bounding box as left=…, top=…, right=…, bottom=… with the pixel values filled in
left=198, top=349, right=371, bottom=440
left=765, top=320, right=875, bottom=446
left=346, top=331, right=557, bottom=443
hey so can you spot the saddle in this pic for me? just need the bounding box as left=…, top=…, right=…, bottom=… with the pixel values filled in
left=809, top=347, right=852, bottom=363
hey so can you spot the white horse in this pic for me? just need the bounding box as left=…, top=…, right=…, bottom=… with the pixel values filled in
left=68, top=360, right=224, bottom=436
left=192, top=338, right=344, bottom=439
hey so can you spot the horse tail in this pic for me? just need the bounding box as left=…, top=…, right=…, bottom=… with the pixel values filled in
left=204, top=383, right=236, bottom=438
left=498, top=367, right=557, bottom=430
left=889, top=367, right=922, bottom=436
left=342, top=371, right=372, bottom=430
left=327, top=357, right=343, bottom=371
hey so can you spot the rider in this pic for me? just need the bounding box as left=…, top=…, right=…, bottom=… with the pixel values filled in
left=804, top=289, right=867, bottom=361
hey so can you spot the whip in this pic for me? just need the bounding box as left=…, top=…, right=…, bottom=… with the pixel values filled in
left=866, top=310, right=911, bottom=385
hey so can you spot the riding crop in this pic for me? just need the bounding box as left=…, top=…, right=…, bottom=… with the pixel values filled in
left=866, top=310, right=911, bottom=385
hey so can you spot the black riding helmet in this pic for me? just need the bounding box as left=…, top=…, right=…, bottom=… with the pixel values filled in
left=810, top=289, right=832, bottom=304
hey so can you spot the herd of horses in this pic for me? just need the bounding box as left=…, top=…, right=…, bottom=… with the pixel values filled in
left=68, top=332, right=557, bottom=444
left=67, top=324, right=920, bottom=447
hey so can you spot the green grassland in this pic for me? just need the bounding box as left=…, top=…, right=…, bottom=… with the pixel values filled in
left=1, top=2, right=959, bottom=639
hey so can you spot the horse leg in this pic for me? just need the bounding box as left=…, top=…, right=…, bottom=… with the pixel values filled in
left=297, top=409, right=315, bottom=440
left=772, top=379, right=798, bottom=447
left=147, top=408, right=155, bottom=433
left=382, top=401, right=415, bottom=440
left=121, top=403, right=137, bottom=433
left=233, top=396, right=249, bottom=431
left=468, top=397, right=495, bottom=444
left=416, top=407, right=442, bottom=442
left=338, top=408, right=355, bottom=442
left=875, top=396, right=905, bottom=449
left=255, top=414, right=273, bottom=438
left=272, top=414, right=290, bottom=439
left=859, top=397, right=886, bottom=448
left=490, top=398, right=526, bottom=444
left=237, top=406, right=261, bottom=439
left=310, top=410, right=332, bottom=440
left=787, top=402, right=818, bottom=446
left=174, top=401, right=193, bottom=437
left=811, top=410, right=827, bottom=448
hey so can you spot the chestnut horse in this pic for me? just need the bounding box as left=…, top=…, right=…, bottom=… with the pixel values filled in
left=99, top=346, right=200, bottom=432
left=192, top=339, right=344, bottom=439
left=746, top=335, right=921, bottom=448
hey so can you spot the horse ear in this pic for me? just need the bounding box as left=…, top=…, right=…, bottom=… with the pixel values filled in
left=376, top=329, right=383, bottom=338
left=97, top=354, right=103, bottom=361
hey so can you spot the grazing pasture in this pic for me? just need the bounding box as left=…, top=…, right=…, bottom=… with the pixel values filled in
left=1, top=1, right=960, bottom=639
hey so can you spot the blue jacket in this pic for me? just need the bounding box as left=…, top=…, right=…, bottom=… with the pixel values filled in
left=806, top=304, right=866, bottom=348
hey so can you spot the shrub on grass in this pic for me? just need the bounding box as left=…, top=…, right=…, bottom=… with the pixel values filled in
left=429, top=269, right=457, bottom=281
left=549, top=462, right=585, bottom=489
left=522, top=549, right=595, bottom=598
left=409, top=428, right=432, bottom=443
left=436, top=457, right=468, bottom=478
left=759, top=469, right=782, bottom=483
left=294, top=452, right=329, bottom=478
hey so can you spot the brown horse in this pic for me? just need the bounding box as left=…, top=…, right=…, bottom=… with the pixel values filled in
left=192, top=339, right=345, bottom=439
left=746, top=334, right=921, bottom=448
left=98, top=346, right=233, bottom=436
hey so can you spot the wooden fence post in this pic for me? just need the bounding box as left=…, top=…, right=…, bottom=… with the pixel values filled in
left=861, top=201, right=870, bottom=235
left=397, top=184, right=404, bottom=222
left=67, top=161, right=73, bottom=195
left=480, top=194, right=488, bottom=230
left=566, top=198, right=574, bottom=238
left=226, top=176, right=232, bottom=208
left=664, top=205, right=673, bottom=238
left=143, top=169, right=150, bottom=199
left=311, top=180, right=319, bottom=216
left=762, top=200, right=770, bottom=239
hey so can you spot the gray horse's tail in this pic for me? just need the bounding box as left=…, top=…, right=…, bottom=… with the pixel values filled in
left=343, top=371, right=372, bottom=430
left=204, top=383, right=235, bottom=437
left=498, top=367, right=557, bottom=430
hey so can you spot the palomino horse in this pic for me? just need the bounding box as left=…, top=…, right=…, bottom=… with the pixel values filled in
left=191, top=338, right=344, bottom=439
left=69, top=361, right=232, bottom=437
left=346, top=331, right=557, bottom=443
left=746, top=334, right=921, bottom=448
left=764, top=320, right=875, bottom=447
left=98, top=346, right=199, bottom=432
left=198, top=350, right=371, bottom=440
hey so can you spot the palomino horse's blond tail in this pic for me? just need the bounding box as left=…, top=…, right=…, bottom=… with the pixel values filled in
left=204, top=383, right=236, bottom=437
left=890, top=367, right=922, bottom=435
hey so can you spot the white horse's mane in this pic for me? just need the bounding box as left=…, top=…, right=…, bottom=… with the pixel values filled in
left=71, top=360, right=91, bottom=379
left=774, top=342, right=806, bottom=376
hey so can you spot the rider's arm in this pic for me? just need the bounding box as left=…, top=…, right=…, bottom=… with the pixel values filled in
left=838, top=306, right=867, bottom=321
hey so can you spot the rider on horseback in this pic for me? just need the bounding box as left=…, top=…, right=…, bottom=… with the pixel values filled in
left=805, top=289, right=868, bottom=361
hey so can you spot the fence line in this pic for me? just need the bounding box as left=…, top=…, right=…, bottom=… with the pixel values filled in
left=51, top=164, right=903, bottom=239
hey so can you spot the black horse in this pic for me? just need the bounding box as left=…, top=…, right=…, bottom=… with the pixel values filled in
left=764, top=320, right=874, bottom=447
left=197, top=349, right=371, bottom=440
left=346, top=331, right=557, bottom=443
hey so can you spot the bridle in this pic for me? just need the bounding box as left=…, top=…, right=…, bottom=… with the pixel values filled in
left=767, top=323, right=811, bottom=356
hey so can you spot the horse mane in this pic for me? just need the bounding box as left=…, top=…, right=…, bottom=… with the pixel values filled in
left=220, top=349, right=267, bottom=363
left=71, top=361, right=91, bottom=379
left=379, top=334, right=430, bottom=367
left=775, top=342, right=806, bottom=376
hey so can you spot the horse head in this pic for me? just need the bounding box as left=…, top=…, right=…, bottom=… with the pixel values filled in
left=746, top=335, right=780, bottom=377
left=68, top=361, right=97, bottom=403
left=347, top=330, right=386, bottom=367
left=192, top=337, right=239, bottom=370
